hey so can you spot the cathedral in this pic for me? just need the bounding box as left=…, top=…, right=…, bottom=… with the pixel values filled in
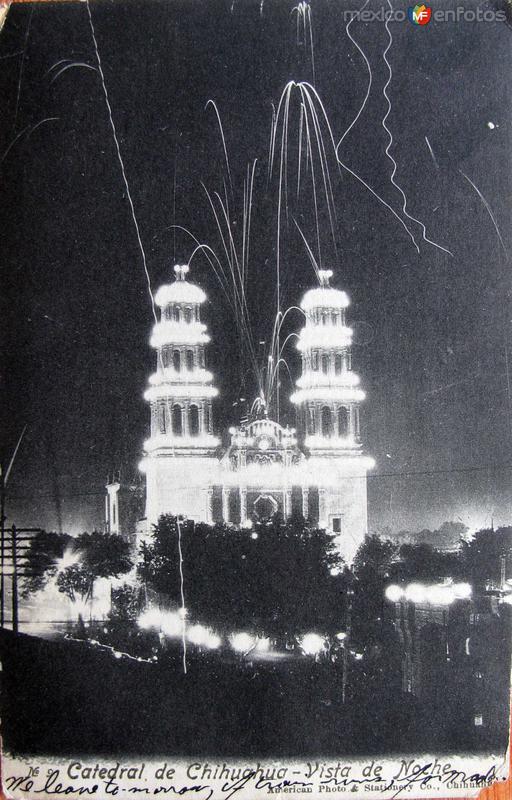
left=106, top=264, right=374, bottom=564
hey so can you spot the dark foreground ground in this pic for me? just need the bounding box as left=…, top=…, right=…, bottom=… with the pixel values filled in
left=0, top=630, right=508, bottom=757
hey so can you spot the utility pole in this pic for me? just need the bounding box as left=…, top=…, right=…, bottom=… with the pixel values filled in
left=1, top=426, right=27, bottom=629
left=500, top=553, right=507, bottom=592
left=12, top=525, right=18, bottom=634
left=342, top=587, right=353, bottom=704
left=0, top=464, right=5, bottom=628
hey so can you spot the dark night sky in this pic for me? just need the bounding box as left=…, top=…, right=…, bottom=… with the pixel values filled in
left=1, top=0, right=511, bottom=535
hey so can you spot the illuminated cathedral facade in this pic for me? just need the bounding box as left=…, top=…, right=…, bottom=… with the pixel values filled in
left=107, top=264, right=374, bottom=564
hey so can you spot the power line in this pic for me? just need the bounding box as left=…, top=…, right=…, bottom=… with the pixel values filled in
left=5, top=460, right=512, bottom=503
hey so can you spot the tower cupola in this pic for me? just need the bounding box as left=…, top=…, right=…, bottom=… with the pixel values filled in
left=290, top=270, right=365, bottom=451
left=143, top=263, right=219, bottom=451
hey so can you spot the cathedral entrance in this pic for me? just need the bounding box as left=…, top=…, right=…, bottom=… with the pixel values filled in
left=253, top=493, right=279, bottom=521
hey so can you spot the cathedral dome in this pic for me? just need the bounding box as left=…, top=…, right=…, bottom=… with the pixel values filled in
left=154, top=264, right=207, bottom=307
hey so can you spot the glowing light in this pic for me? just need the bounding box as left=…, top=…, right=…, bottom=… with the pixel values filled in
left=205, top=631, right=221, bottom=649
left=304, top=434, right=360, bottom=450
left=144, top=385, right=218, bottom=402
left=150, top=321, right=209, bottom=348
left=148, top=368, right=214, bottom=386
left=137, top=607, right=163, bottom=631
left=230, top=632, right=255, bottom=653
left=255, top=637, right=270, bottom=652
left=300, top=632, right=326, bottom=656
left=296, top=326, right=353, bottom=350
left=427, top=585, right=454, bottom=606
left=453, top=582, right=472, bottom=599
left=186, top=624, right=221, bottom=650
left=154, top=281, right=206, bottom=307
left=296, top=371, right=360, bottom=388
left=291, top=387, right=365, bottom=404
left=56, top=547, right=81, bottom=571
left=301, top=287, right=350, bottom=311
left=487, top=121, right=496, bottom=130
left=335, top=631, right=347, bottom=641
left=143, top=433, right=220, bottom=452
left=160, top=612, right=183, bottom=637
left=405, top=583, right=427, bottom=604
left=385, top=585, right=404, bottom=603
left=251, top=531, right=258, bottom=539
left=187, top=624, right=209, bottom=646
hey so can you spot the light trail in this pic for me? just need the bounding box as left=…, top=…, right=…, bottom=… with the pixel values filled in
left=424, top=135, right=439, bottom=170
left=86, top=0, right=189, bottom=672
left=381, top=2, right=452, bottom=256
left=336, top=0, right=372, bottom=150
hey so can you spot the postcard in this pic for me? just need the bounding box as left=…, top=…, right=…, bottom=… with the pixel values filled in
left=0, top=0, right=510, bottom=797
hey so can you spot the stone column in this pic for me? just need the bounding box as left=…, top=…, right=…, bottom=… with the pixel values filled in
left=199, top=401, right=205, bottom=435
left=181, top=405, right=187, bottom=437
left=284, top=488, right=292, bottom=519
left=302, top=487, right=309, bottom=519
left=206, top=488, right=214, bottom=524
left=222, top=487, right=230, bottom=523
left=240, top=487, right=247, bottom=525
left=318, top=488, right=327, bottom=528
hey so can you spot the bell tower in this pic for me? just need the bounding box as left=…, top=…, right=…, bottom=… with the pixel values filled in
left=290, top=269, right=373, bottom=563
left=140, top=263, right=220, bottom=527
left=290, top=269, right=365, bottom=452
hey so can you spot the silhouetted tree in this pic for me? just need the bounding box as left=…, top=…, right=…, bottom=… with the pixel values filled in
left=461, top=527, right=512, bottom=587
left=56, top=531, right=133, bottom=603
left=138, top=513, right=346, bottom=641
left=21, top=530, right=72, bottom=597
left=391, top=542, right=463, bottom=582
left=351, top=535, right=397, bottom=647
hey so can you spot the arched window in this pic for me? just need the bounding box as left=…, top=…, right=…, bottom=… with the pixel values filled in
left=204, top=403, right=210, bottom=433
left=321, top=406, right=333, bottom=437
left=184, top=307, right=192, bottom=323
left=338, top=406, right=349, bottom=437
left=322, top=311, right=328, bottom=326
left=162, top=348, right=170, bottom=367
left=331, top=311, right=338, bottom=326
left=172, top=405, right=182, bottom=435
left=189, top=405, right=200, bottom=436
left=164, top=306, right=172, bottom=321
left=312, top=351, right=319, bottom=371
left=173, top=350, right=181, bottom=372
left=159, top=405, right=166, bottom=434
left=321, top=354, right=330, bottom=374
left=334, top=353, right=343, bottom=375
left=173, top=306, right=180, bottom=322
left=186, top=350, right=194, bottom=371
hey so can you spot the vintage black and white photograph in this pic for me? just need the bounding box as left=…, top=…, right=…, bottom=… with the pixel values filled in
left=1, top=0, right=511, bottom=795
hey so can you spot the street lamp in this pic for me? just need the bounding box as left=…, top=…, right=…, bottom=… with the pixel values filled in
left=230, top=632, right=254, bottom=653
left=384, top=584, right=403, bottom=603
left=300, top=632, right=326, bottom=656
